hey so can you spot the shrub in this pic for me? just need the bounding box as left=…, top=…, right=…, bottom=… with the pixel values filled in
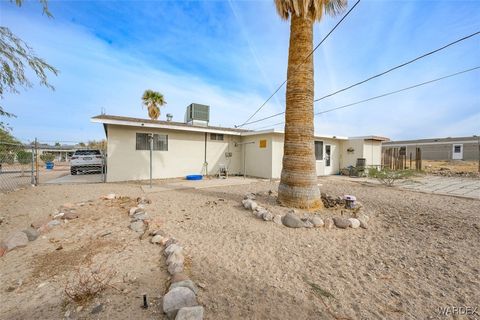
left=16, top=150, right=32, bottom=165
left=40, top=153, right=55, bottom=163
left=368, top=168, right=415, bottom=187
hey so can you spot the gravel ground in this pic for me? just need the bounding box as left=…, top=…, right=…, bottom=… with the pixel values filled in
left=1, top=177, right=479, bottom=320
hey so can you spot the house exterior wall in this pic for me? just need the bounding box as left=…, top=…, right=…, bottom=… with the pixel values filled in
left=382, top=142, right=479, bottom=161
left=340, top=139, right=365, bottom=168
left=241, top=134, right=273, bottom=178
left=363, top=140, right=383, bottom=167
left=105, top=124, right=242, bottom=182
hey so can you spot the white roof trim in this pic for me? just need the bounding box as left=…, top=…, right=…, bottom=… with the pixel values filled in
left=91, top=118, right=243, bottom=136
left=383, top=140, right=477, bottom=147
left=241, top=129, right=348, bottom=140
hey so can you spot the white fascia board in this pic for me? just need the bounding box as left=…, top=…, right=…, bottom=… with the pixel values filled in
left=240, top=129, right=348, bottom=140
left=91, top=118, right=243, bottom=136
left=383, top=140, right=478, bottom=147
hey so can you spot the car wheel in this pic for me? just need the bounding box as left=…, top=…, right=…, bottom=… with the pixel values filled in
left=71, top=168, right=77, bottom=175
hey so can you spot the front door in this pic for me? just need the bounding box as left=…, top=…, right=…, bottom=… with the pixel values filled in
left=452, top=144, right=463, bottom=160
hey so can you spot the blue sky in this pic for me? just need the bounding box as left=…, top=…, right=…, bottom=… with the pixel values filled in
left=1, top=0, right=479, bottom=143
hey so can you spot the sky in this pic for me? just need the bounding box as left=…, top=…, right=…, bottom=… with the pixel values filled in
left=0, top=0, right=479, bottom=144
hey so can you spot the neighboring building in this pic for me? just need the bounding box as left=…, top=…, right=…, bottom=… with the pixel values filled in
left=91, top=109, right=387, bottom=182
left=382, top=136, right=480, bottom=161
left=25, top=144, right=76, bottom=162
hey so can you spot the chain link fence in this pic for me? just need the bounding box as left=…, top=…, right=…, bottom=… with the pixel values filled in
left=0, top=140, right=106, bottom=193
left=0, top=142, right=35, bottom=193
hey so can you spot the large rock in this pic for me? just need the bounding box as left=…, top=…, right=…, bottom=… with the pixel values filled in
left=348, top=218, right=361, bottom=229
left=165, top=244, right=183, bottom=257
left=129, top=221, right=145, bottom=233
left=168, top=262, right=184, bottom=275
left=282, top=213, right=304, bottom=228
left=242, top=199, right=257, bottom=211
left=22, top=228, right=39, bottom=241
left=311, top=216, right=324, bottom=228
left=103, top=193, right=116, bottom=200
left=175, top=306, right=204, bottom=320
left=163, top=287, right=198, bottom=319
left=47, top=220, right=61, bottom=228
left=303, top=220, right=314, bottom=228
left=324, top=217, right=334, bottom=229
left=167, top=251, right=185, bottom=266
left=31, top=218, right=50, bottom=229
left=3, top=231, right=29, bottom=251
left=165, top=238, right=178, bottom=248
left=63, top=212, right=79, bottom=220
left=170, top=280, right=199, bottom=294
left=132, top=212, right=148, bottom=221
left=333, top=217, right=351, bottom=229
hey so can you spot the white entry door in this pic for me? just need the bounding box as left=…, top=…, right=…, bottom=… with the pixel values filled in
left=452, top=144, right=463, bottom=160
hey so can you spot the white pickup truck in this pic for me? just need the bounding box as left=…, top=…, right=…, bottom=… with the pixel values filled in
left=70, top=149, right=104, bottom=175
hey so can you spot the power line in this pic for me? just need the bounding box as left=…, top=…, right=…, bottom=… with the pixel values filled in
left=314, top=30, right=480, bottom=102
left=251, top=66, right=480, bottom=131
left=235, top=0, right=361, bottom=128
left=241, top=30, right=480, bottom=127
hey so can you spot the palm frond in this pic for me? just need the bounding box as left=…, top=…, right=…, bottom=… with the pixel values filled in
left=274, top=0, right=347, bottom=21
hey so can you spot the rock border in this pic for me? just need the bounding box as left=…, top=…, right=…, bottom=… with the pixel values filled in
left=241, top=192, right=371, bottom=231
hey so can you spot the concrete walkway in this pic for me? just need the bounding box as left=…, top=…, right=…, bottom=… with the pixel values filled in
left=141, top=177, right=261, bottom=193
left=396, top=176, right=480, bottom=199
left=45, top=173, right=104, bottom=184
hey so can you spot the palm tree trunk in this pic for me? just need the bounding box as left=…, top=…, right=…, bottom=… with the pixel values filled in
left=278, top=14, right=322, bottom=209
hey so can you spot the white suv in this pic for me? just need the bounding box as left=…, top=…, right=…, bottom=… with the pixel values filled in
left=70, top=149, right=104, bottom=175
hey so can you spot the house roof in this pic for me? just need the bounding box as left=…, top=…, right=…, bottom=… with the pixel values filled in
left=91, top=114, right=251, bottom=135
left=350, top=135, right=390, bottom=142
left=383, top=136, right=479, bottom=146
left=241, top=128, right=348, bottom=140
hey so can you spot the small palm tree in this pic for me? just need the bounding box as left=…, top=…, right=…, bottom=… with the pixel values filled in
left=142, top=90, right=166, bottom=120
left=275, top=0, right=347, bottom=209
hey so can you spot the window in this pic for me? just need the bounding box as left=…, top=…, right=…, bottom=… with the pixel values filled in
left=454, top=145, right=461, bottom=153
left=314, top=141, right=323, bottom=160
left=136, top=133, right=168, bottom=151
left=210, top=133, right=224, bottom=141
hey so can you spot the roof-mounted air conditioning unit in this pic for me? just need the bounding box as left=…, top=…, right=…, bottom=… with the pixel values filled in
left=185, top=103, right=209, bottom=127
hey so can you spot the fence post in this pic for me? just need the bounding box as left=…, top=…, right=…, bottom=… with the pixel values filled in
left=31, top=145, right=35, bottom=185
left=35, top=138, right=39, bottom=185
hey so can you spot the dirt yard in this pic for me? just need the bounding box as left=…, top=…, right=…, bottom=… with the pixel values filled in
left=423, top=160, right=479, bottom=177
left=1, top=177, right=479, bottom=319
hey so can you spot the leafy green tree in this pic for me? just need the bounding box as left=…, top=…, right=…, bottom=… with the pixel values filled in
left=0, top=0, right=58, bottom=130
left=16, top=149, right=32, bottom=176
left=40, top=153, right=55, bottom=163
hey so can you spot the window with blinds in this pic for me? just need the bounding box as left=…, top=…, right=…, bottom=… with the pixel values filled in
left=210, top=133, right=224, bottom=141
left=136, top=133, right=168, bottom=151
left=314, top=141, right=323, bottom=160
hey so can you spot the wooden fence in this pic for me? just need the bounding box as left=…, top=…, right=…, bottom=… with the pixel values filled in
left=382, top=147, right=422, bottom=171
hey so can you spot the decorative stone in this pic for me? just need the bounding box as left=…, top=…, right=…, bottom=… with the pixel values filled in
left=31, top=218, right=50, bottom=229
left=281, top=213, right=304, bottom=228
left=357, top=213, right=370, bottom=223
left=163, top=287, right=198, bottom=319
left=168, top=262, right=184, bottom=275
left=129, top=207, right=138, bottom=216
left=262, top=211, right=273, bottom=221
left=311, top=216, right=324, bottom=228
left=47, top=220, right=61, bottom=228
left=243, top=193, right=256, bottom=200
left=303, top=220, right=314, bottom=228
left=132, top=213, right=148, bottom=221
left=359, top=219, right=368, bottom=229
left=3, top=231, right=29, bottom=251
left=175, top=306, right=204, bottom=320
left=103, top=193, right=116, bottom=200
left=165, top=244, right=183, bottom=257
left=324, top=217, right=334, bottom=229
left=167, top=251, right=185, bottom=266
left=165, top=238, right=178, bottom=248
left=333, top=217, right=351, bottom=229
left=273, top=215, right=283, bottom=225
left=63, top=212, right=79, bottom=220
left=137, top=196, right=151, bottom=204
left=170, top=280, right=199, bottom=294
left=129, top=221, right=145, bottom=233
left=242, top=199, right=257, bottom=211
left=21, top=228, right=39, bottom=241
left=151, top=235, right=164, bottom=244
left=348, top=218, right=361, bottom=229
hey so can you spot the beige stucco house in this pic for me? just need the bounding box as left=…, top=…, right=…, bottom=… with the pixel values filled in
left=91, top=114, right=387, bottom=182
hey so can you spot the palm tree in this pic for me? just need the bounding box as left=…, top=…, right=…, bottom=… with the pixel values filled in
left=275, top=0, right=347, bottom=209
left=142, top=90, right=166, bottom=120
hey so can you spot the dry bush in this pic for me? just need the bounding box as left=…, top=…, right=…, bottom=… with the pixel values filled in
left=65, top=263, right=117, bottom=303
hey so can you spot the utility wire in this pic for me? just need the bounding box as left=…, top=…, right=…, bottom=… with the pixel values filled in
left=252, top=66, right=480, bottom=131
left=235, top=0, right=361, bottom=128
left=241, top=30, right=480, bottom=127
